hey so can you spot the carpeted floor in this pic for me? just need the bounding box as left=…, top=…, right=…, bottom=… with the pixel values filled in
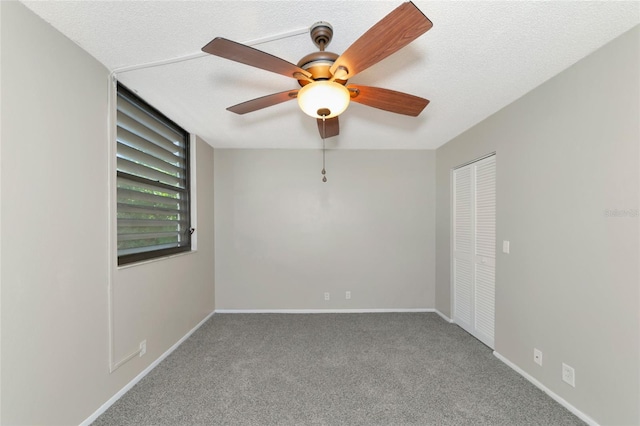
left=93, top=313, right=583, bottom=425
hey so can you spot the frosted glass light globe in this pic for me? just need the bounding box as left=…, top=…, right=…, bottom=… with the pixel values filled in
left=297, top=81, right=350, bottom=119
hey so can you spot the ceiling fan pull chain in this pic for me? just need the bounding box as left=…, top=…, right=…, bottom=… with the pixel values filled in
left=322, top=117, right=327, bottom=182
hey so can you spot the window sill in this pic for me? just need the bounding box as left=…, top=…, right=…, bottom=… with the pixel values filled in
left=117, top=249, right=197, bottom=270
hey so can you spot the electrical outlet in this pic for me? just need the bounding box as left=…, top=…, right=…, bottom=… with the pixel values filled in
left=345, top=291, right=351, bottom=300
left=534, top=348, right=542, bottom=366
left=324, top=292, right=330, bottom=301
left=139, top=340, right=147, bottom=357
left=562, top=363, right=575, bottom=387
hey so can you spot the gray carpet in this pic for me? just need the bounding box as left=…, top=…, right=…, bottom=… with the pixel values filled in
left=93, top=313, right=583, bottom=425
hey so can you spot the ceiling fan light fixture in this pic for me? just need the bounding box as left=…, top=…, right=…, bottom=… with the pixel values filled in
left=297, top=81, right=350, bottom=119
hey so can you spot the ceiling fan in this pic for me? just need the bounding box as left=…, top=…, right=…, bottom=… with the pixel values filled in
left=201, top=1, right=433, bottom=139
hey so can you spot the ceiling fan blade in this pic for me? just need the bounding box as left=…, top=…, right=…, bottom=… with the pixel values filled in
left=330, top=2, right=432, bottom=79
left=348, top=85, right=429, bottom=116
left=317, top=117, right=339, bottom=138
left=202, top=37, right=312, bottom=80
left=227, top=89, right=299, bottom=114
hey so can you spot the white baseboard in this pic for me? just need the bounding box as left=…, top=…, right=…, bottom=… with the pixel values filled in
left=215, top=308, right=435, bottom=314
left=493, top=351, right=599, bottom=426
left=434, top=309, right=453, bottom=323
left=80, top=310, right=215, bottom=426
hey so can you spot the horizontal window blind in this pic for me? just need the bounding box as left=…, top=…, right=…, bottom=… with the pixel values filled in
left=116, top=83, right=191, bottom=265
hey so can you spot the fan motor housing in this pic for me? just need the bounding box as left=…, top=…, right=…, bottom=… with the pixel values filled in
left=296, top=21, right=347, bottom=88
left=296, top=51, right=347, bottom=87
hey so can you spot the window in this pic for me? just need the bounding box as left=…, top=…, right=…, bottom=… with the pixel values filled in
left=116, top=83, right=191, bottom=265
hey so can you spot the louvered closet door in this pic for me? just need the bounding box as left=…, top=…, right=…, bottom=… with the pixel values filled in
left=453, top=155, right=496, bottom=349
left=453, top=166, right=473, bottom=333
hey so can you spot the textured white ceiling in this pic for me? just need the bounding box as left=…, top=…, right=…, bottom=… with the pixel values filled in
left=21, top=1, right=639, bottom=149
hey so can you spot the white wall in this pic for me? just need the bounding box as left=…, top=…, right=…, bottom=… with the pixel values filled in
left=435, top=26, right=639, bottom=425
left=0, top=3, right=215, bottom=424
left=215, top=149, right=435, bottom=310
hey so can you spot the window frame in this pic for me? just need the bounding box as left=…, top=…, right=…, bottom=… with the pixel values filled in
left=116, top=82, right=192, bottom=266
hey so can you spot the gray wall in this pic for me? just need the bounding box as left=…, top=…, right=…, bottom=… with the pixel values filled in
left=0, top=2, right=215, bottom=424
left=214, top=149, right=435, bottom=310
left=435, top=26, right=639, bottom=425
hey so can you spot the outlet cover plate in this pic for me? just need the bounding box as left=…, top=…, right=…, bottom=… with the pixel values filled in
left=562, top=363, right=575, bottom=387
left=534, top=348, right=542, bottom=366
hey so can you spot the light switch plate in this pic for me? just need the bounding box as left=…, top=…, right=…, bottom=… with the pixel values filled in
left=503, top=240, right=510, bottom=254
